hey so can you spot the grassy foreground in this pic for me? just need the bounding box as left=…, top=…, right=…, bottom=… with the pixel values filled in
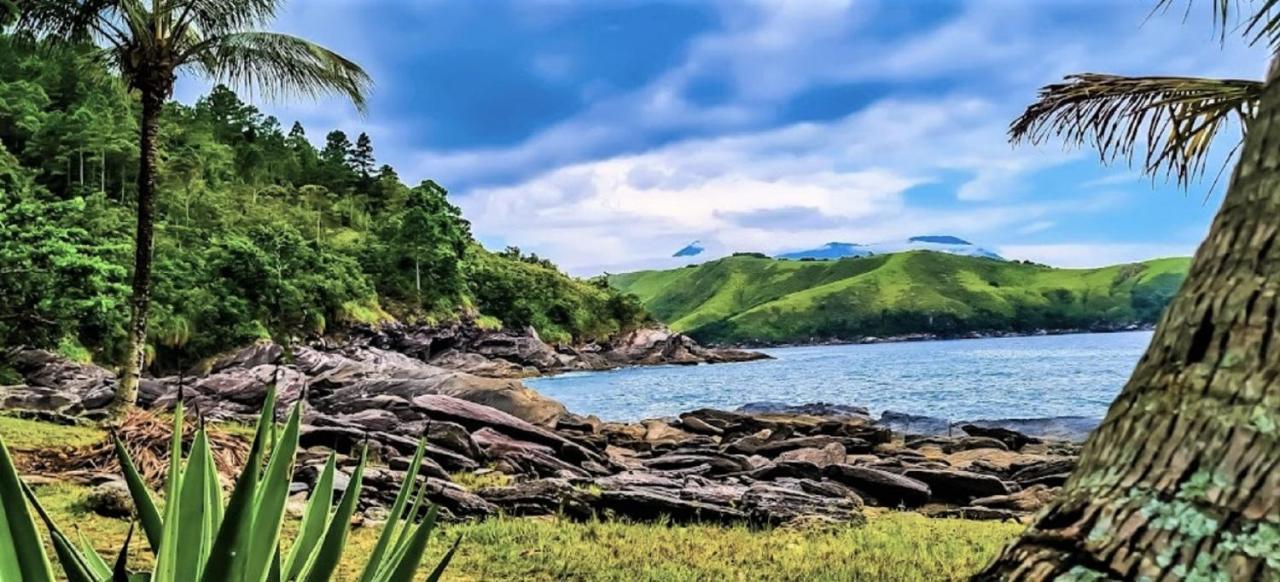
left=3, top=416, right=1022, bottom=580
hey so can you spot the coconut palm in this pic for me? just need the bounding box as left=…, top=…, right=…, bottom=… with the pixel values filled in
left=978, top=1, right=1280, bottom=579
left=1005, top=1, right=1280, bottom=189
left=13, top=0, right=371, bottom=415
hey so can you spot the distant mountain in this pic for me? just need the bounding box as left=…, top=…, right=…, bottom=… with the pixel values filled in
left=610, top=251, right=1190, bottom=345
left=673, top=240, right=707, bottom=257
left=775, top=242, right=873, bottom=260
left=776, top=235, right=1003, bottom=261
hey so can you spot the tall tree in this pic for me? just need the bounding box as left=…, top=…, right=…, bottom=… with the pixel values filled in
left=15, top=0, right=371, bottom=415
left=352, top=131, right=374, bottom=180
left=979, top=3, right=1280, bottom=579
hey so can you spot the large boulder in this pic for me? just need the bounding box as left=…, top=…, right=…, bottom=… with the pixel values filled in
left=2, top=349, right=116, bottom=414
left=740, top=484, right=865, bottom=526
left=822, top=465, right=931, bottom=508
left=297, top=346, right=566, bottom=426
left=901, top=469, right=1015, bottom=503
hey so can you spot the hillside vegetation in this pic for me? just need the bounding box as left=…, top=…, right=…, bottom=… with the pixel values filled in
left=0, top=36, right=647, bottom=368
left=610, top=252, right=1190, bottom=345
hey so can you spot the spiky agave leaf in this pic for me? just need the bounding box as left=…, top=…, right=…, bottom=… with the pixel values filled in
left=1010, top=73, right=1263, bottom=188
left=282, top=453, right=336, bottom=581
left=0, top=437, right=56, bottom=582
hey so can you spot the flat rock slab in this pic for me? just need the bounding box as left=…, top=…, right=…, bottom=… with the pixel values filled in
left=823, top=464, right=931, bottom=508
left=901, top=469, right=1014, bottom=503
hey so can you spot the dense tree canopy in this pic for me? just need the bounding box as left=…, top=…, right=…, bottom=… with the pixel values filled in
left=0, top=36, right=648, bottom=367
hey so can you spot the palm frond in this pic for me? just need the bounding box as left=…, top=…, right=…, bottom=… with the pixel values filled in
left=1010, top=73, right=1263, bottom=188
left=1154, top=0, right=1280, bottom=47
left=12, top=0, right=119, bottom=43
left=189, top=31, right=372, bottom=112
left=169, top=0, right=287, bottom=36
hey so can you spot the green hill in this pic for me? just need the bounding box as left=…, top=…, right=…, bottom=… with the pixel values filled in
left=609, top=252, right=1191, bottom=345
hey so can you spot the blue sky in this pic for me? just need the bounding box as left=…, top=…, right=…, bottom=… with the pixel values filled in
left=177, top=0, right=1272, bottom=275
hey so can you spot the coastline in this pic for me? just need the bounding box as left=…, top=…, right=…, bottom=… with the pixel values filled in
left=724, top=323, right=1157, bottom=350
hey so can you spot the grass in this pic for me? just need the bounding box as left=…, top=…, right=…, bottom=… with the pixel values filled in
left=611, top=251, right=1191, bottom=344
left=450, top=468, right=513, bottom=490
left=0, top=415, right=105, bottom=451
left=31, top=482, right=1021, bottom=581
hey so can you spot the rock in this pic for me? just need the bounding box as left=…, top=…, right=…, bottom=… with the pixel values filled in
left=776, top=443, right=847, bottom=467
left=971, top=484, right=1058, bottom=512
left=878, top=410, right=950, bottom=435
left=409, top=394, right=582, bottom=455
left=927, top=507, right=1023, bottom=521
left=477, top=478, right=596, bottom=519
left=298, top=346, right=567, bottom=426
left=2, top=349, right=117, bottom=414
left=740, top=484, right=865, bottom=527
left=208, top=341, right=283, bottom=373
left=472, top=427, right=592, bottom=479
left=822, top=465, right=930, bottom=508
left=960, top=417, right=1099, bottom=442
left=677, top=415, right=723, bottom=436
left=942, top=436, right=1010, bottom=453
left=556, top=413, right=602, bottom=434
left=642, top=419, right=694, bottom=445
left=735, top=402, right=871, bottom=419
left=642, top=452, right=754, bottom=475
left=749, top=460, right=823, bottom=481
left=901, top=469, right=1015, bottom=503
left=596, top=487, right=746, bottom=524
left=731, top=435, right=868, bottom=457
left=594, top=471, right=683, bottom=490
left=84, top=480, right=133, bottom=518
left=1009, top=458, right=1076, bottom=486
left=959, top=424, right=1039, bottom=451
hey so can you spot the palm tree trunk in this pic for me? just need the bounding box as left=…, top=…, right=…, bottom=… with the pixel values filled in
left=976, top=72, right=1280, bottom=580
left=114, top=89, right=164, bottom=415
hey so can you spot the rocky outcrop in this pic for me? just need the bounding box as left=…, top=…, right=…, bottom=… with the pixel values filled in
left=1, top=349, right=117, bottom=417
left=4, top=347, right=1080, bottom=527
left=352, top=321, right=770, bottom=378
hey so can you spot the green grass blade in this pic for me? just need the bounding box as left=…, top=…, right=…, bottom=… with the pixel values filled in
left=112, top=436, right=163, bottom=554
left=357, top=439, right=426, bottom=582
left=243, top=400, right=303, bottom=581
left=283, top=453, right=335, bottom=581
left=300, top=447, right=367, bottom=582
left=0, top=437, right=55, bottom=582
left=423, top=536, right=461, bottom=582
left=22, top=483, right=97, bottom=582
left=77, top=530, right=113, bottom=580
left=200, top=388, right=277, bottom=582
left=375, top=505, right=440, bottom=582
left=151, top=403, right=186, bottom=582
left=173, top=429, right=216, bottom=581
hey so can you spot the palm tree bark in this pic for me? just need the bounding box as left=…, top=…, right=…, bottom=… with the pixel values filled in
left=113, top=87, right=165, bottom=415
left=977, top=71, right=1280, bottom=580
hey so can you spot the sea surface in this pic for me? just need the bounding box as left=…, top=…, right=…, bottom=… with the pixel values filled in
left=526, top=331, right=1154, bottom=422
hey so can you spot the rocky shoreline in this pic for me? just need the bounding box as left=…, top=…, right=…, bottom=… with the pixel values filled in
left=729, top=322, right=1155, bottom=349
left=2, top=330, right=1084, bottom=528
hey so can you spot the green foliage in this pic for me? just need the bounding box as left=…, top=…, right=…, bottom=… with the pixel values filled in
left=468, top=247, right=651, bottom=344
left=611, top=252, right=1191, bottom=344
left=0, top=392, right=456, bottom=581
left=0, top=36, right=650, bottom=367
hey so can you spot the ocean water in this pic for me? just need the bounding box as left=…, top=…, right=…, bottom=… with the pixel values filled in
left=525, top=331, right=1154, bottom=422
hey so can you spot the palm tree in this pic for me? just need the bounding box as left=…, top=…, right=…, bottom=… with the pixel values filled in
left=14, top=0, right=371, bottom=415
left=978, top=2, right=1280, bottom=579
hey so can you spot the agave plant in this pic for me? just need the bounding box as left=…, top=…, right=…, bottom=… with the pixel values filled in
left=0, top=388, right=457, bottom=581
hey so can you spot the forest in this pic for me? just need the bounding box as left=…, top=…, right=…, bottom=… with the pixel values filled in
left=0, top=35, right=649, bottom=369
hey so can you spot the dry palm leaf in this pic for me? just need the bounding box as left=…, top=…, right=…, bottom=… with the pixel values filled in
left=1009, top=73, right=1263, bottom=189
